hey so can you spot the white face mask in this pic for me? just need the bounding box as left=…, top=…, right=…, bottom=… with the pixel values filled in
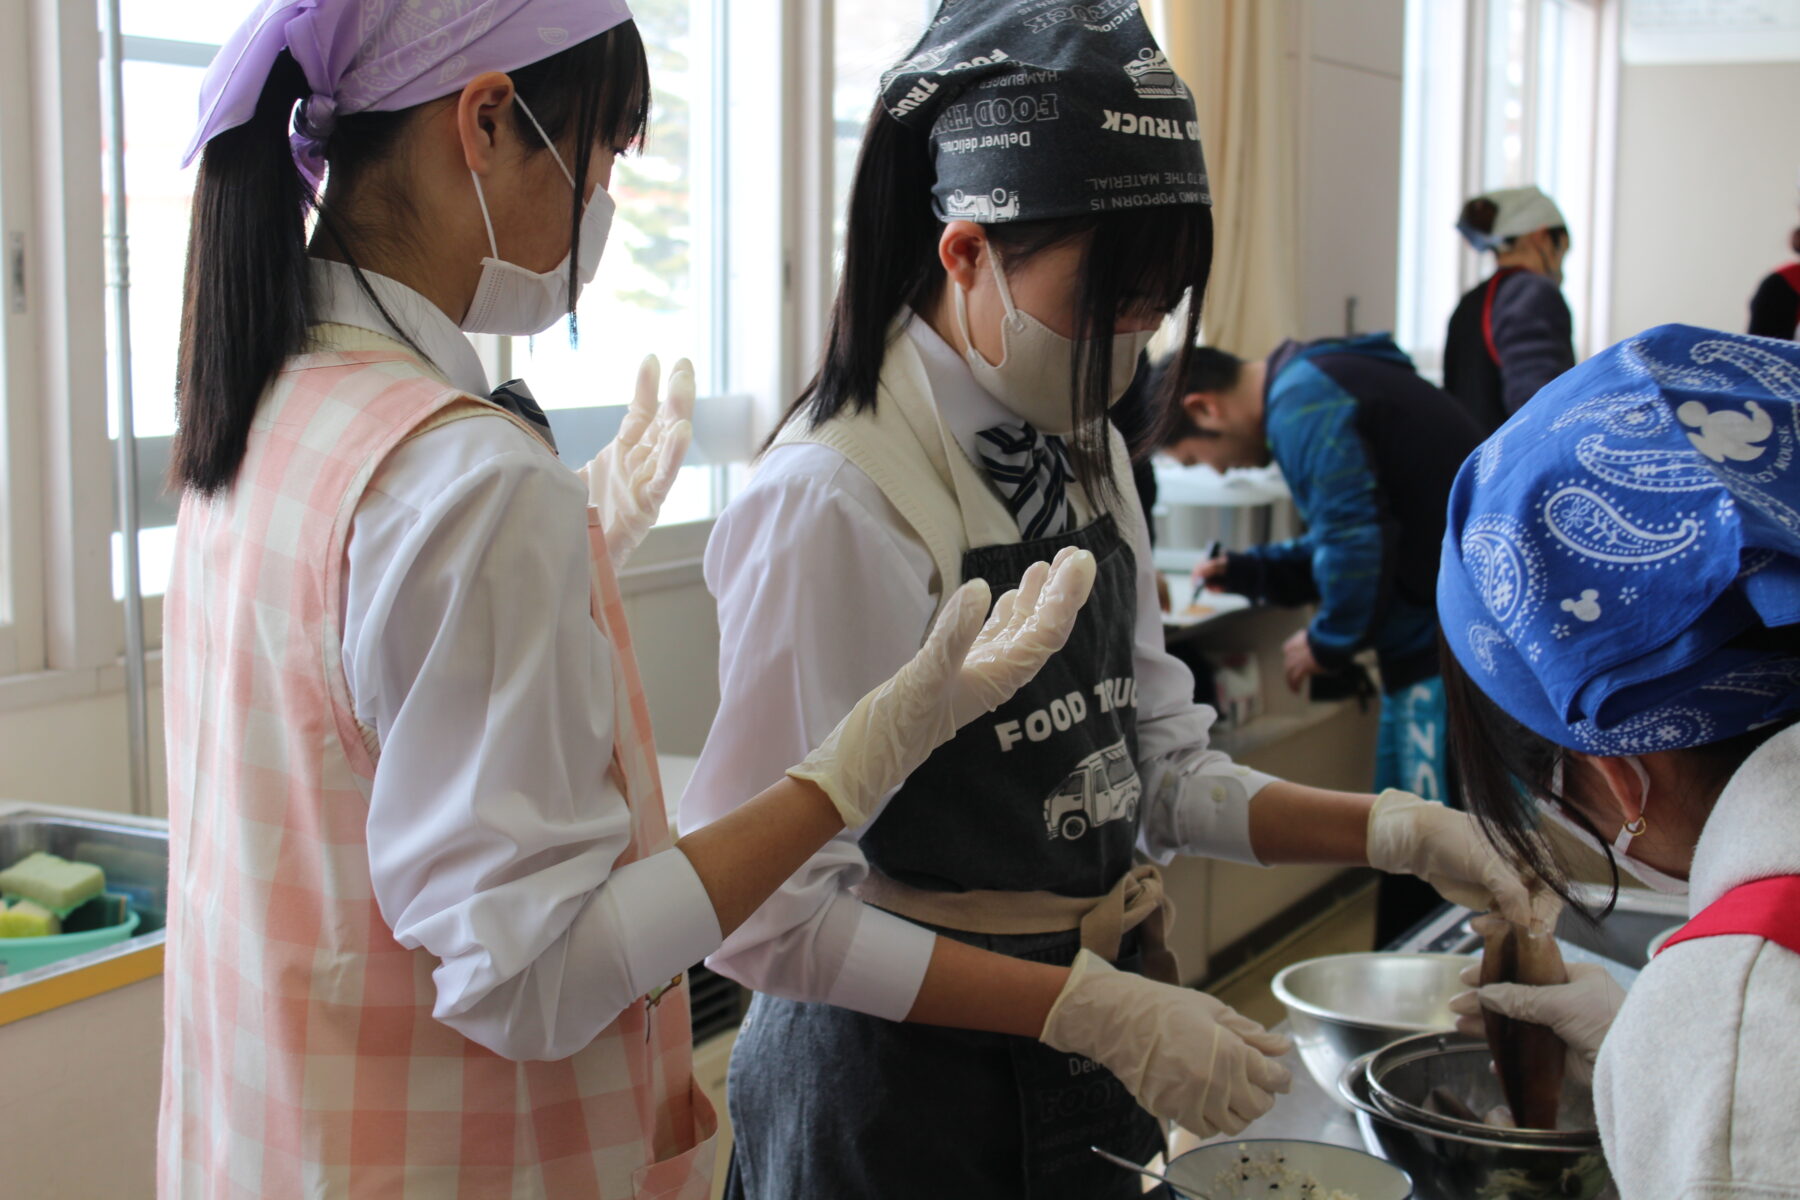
left=953, top=247, right=1156, bottom=436
left=461, top=96, right=614, bottom=336
left=1543, top=754, right=1689, bottom=895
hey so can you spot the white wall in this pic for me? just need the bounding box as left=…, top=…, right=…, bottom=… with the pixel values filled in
left=1609, top=60, right=1800, bottom=343
left=0, top=685, right=167, bottom=816
left=1297, top=0, right=1407, bottom=340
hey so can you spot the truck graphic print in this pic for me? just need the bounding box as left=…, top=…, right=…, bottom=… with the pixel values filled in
left=1042, top=738, right=1140, bottom=841
left=943, top=188, right=1022, bottom=222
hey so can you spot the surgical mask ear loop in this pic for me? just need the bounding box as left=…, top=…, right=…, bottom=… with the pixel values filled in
left=471, top=173, right=501, bottom=259
left=467, top=96, right=577, bottom=262
left=953, top=244, right=1019, bottom=369
left=985, top=244, right=1023, bottom=333
left=1611, top=755, right=1652, bottom=856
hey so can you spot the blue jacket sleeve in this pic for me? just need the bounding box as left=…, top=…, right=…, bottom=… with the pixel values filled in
left=1491, top=271, right=1577, bottom=415
left=1221, top=536, right=1320, bottom=606
left=1262, top=361, right=1395, bottom=666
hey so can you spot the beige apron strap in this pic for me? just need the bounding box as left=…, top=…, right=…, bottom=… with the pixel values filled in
left=1075, top=863, right=1181, bottom=986
left=854, top=863, right=1182, bottom=984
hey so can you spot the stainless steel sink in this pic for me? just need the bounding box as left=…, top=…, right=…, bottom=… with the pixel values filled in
left=0, top=809, right=168, bottom=986
left=1552, top=883, right=1687, bottom=970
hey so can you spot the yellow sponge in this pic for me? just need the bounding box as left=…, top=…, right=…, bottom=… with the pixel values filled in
left=0, top=899, right=61, bottom=938
left=0, top=852, right=105, bottom=913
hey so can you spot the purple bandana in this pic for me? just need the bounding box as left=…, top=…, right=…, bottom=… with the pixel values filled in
left=184, top=0, right=633, bottom=184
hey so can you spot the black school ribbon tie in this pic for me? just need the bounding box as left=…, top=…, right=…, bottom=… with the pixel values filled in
left=977, top=422, right=1072, bottom=539
left=487, top=378, right=557, bottom=452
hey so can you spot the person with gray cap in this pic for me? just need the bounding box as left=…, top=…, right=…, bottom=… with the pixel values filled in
left=682, top=5, right=1539, bottom=1195
left=1443, top=184, right=1579, bottom=433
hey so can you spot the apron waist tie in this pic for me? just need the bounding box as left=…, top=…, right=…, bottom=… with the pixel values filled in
left=852, top=862, right=1181, bottom=985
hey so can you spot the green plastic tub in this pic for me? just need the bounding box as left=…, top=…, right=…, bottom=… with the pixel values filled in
left=0, top=898, right=141, bottom=976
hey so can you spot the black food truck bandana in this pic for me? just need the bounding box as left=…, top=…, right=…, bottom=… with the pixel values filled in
left=879, top=0, right=1209, bottom=223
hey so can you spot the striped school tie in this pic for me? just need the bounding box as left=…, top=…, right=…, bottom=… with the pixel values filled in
left=977, top=422, right=1073, bottom=539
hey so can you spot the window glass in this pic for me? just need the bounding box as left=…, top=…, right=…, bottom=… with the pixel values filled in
left=0, top=113, right=12, bottom=631
left=1482, top=0, right=1532, bottom=190
left=1397, top=0, right=1470, bottom=374
left=105, top=1, right=244, bottom=598
left=104, top=35, right=216, bottom=598
left=120, top=1, right=243, bottom=43
left=510, top=0, right=715, bottom=524
left=1535, top=0, right=1598, bottom=355
left=1399, top=0, right=1601, bottom=370
left=832, top=0, right=936, bottom=255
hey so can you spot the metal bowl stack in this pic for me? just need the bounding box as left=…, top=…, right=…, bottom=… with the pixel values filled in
left=1271, top=952, right=1469, bottom=1098
left=1338, top=1033, right=1617, bottom=1199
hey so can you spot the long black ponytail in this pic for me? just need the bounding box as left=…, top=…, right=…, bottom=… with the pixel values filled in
left=173, top=52, right=314, bottom=496
left=173, top=26, right=651, bottom=496
left=781, top=98, right=1213, bottom=503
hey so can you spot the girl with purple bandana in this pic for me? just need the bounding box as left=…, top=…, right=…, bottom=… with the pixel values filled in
left=162, top=2, right=1091, bottom=1194
left=1440, top=325, right=1800, bottom=1199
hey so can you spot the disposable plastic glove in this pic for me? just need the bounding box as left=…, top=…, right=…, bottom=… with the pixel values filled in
left=1366, top=789, right=1548, bottom=929
left=580, top=355, right=694, bottom=569
left=1040, top=950, right=1294, bottom=1138
left=951, top=547, right=1097, bottom=726
left=1450, top=957, right=1624, bottom=1085
left=790, top=553, right=1094, bottom=827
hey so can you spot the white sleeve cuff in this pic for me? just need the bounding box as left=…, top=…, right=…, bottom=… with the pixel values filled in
left=822, top=902, right=937, bottom=1022
left=1142, top=754, right=1279, bottom=867
left=581, top=846, right=724, bottom=1003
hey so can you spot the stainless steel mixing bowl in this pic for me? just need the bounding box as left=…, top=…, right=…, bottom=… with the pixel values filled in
left=1366, top=1031, right=1598, bottom=1143
left=1338, top=1050, right=1617, bottom=1200
left=1271, top=952, right=1469, bottom=1100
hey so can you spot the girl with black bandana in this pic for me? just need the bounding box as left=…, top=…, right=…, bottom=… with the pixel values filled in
left=682, top=6, right=1537, bottom=1196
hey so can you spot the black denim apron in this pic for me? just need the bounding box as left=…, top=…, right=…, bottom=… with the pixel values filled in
left=724, top=510, right=1165, bottom=1199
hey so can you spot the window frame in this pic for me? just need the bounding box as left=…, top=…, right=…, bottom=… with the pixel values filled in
left=1, top=0, right=865, bottom=693
left=30, top=0, right=121, bottom=679
left=0, top=1, right=44, bottom=680
left=1396, top=0, right=1618, bottom=374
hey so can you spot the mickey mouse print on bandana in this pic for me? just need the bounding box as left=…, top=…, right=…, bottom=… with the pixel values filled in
left=1439, top=324, right=1800, bottom=753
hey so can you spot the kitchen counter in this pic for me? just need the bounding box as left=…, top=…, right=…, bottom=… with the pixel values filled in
left=1194, top=1040, right=1364, bottom=1154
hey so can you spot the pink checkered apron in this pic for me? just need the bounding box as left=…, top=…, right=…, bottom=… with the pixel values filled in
left=160, top=344, right=716, bottom=1199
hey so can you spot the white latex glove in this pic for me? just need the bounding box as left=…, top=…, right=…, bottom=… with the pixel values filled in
left=1450, top=958, right=1624, bottom=1085
left=1040, top=950, right=1294, bottom=1138
left=1366, top=789, right=1548, bottom=928
left=951, top=547, right=1097, bottom=726
left=790, top=554, right=1095, bottom=827
left=579, top=355, right=695, bottom=569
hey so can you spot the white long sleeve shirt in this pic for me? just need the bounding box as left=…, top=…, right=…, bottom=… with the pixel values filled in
left=681, top=315, right=1276, bottom=1021
left=312, top=259, right=721, bottom=1061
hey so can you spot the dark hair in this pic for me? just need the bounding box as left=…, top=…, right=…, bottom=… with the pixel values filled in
left=1457, top=196, right=1568, bottom=253
left=1442, top=632, right=1799, bottom=918
left=1790, top=226, right=1800, bottom=257
left=776, top=100, right=1213, bottom=502
left=173, top=26, right=651, bottom=495
left=1149, top=345, right=1242, bottom=447
left=1458, top=196, right=1499, bottom=239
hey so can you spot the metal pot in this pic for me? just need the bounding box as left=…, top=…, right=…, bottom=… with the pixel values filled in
left=1338, top=1051, right=1617, bottom=1200
left=1366, top=1032, right=1599, bottom=1144
left=1271, top=952, right=1468, bottom=1100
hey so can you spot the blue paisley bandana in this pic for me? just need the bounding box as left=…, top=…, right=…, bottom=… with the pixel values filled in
left=1439, top=324, right=1800, bottom=753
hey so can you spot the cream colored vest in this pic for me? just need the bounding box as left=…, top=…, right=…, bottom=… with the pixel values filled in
left=771, top=326, right=1147, bottom=611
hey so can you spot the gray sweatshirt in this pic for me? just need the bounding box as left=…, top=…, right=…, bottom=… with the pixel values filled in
left=1594, top=722, right=1800, bottom=1199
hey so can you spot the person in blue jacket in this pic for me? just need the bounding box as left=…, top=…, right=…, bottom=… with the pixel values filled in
left=1159, top=335, right=1484, bottom=802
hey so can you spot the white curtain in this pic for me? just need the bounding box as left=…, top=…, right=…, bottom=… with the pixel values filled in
left=1147, top=0, right=1302, bottom=357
